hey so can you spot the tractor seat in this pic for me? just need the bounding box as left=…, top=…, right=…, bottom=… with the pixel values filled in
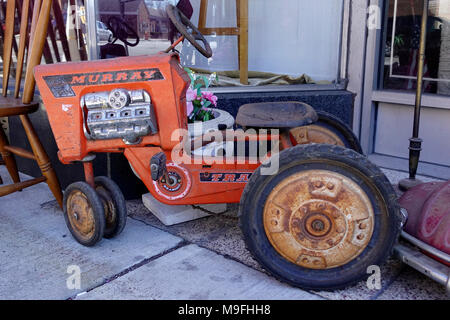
left=236, top=101, right=318, bottom=129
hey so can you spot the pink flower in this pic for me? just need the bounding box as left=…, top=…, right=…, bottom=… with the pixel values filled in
left=186, top=88, right=198, bottom=102
left=201, top=91, right=218, bottom=107
left=186, top=101, right=194, bottom=116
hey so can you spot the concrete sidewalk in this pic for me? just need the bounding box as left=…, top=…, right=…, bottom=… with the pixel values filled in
left=0, top=166, right=448, bottom=300
left=0, top=166, right=319, bottom=300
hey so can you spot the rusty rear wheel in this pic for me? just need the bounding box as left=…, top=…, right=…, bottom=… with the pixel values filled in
left=239, top=144, right=401, bottom=290
left=263, top=170, right=374, bottom=270
left=95, top=176, right=127, bottom=239
left=63, top=182, right=105, bottom=247
left=290, top=111, right=363, bottom=154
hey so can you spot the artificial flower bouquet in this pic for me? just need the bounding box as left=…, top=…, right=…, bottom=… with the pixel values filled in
left=185, top=68, right=218, bottom=123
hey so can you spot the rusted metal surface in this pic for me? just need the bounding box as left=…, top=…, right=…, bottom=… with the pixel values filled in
left=66, top=190, right=96, bottom=241
left=83, top=162, right=95, bottom=188
left=263, top=170, right=374, bottom=269
left=290, top=125, right=345, bottom=147
left=96, top=186, right=117, bottom=231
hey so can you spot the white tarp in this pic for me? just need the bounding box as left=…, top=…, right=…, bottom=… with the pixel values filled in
left=180, top=0, right=344, bottom=81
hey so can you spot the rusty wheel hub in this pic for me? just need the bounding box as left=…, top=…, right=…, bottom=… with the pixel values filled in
left=263, top=170, right=374, bottom=269
left=67, top=190, right=95, bottom=240
left=291, top=126, right=345, bottom=146
left=96, top=187, right=116, bottom=227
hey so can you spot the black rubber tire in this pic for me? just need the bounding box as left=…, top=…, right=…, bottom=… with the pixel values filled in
left=63, top=181, right=105, bottom=247
left=294, top=111, right=363, bottom=154
left=95, top=176, right=127, bottom=239
left=239, top=144, right=402, bottom=291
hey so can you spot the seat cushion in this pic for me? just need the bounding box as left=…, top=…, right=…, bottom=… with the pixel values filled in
left=0, top=96, right=39, bottom=117
left=236, top=101, right=318, bottom=129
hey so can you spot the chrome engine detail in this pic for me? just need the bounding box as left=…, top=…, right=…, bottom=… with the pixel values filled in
left=82, top=89, right=157, bottom=144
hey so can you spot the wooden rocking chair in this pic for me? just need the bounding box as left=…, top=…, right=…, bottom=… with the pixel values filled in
left=0, top=0, right=62, bottom=208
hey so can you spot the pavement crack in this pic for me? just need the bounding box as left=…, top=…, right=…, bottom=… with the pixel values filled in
left=68, top=240, right=189, bottom=300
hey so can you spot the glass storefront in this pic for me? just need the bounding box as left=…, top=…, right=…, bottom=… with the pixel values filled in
left=93, top=0, right=345, bottom=88
left=382, top=0, right=450, bottom=96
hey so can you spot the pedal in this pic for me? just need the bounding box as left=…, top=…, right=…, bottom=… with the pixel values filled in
left=150, top=152, right=167, bottom=181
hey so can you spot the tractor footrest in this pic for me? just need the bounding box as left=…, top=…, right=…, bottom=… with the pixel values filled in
left=150, top=152, right=167, bottom=181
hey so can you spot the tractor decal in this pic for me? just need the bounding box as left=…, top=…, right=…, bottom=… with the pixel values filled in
left=199, top=173, right=252, bottom=183
left=43, top=68, right=164, bottom=98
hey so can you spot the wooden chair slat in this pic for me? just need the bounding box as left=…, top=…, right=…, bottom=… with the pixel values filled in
left=27, top=0, right=42, bottom=61
left=2, top=0, right=16, bottom=96
left=0, top=0, right=63, bottom=208
left=23, top=0, right=52, bottom=104
left=14, top=0, right=31, bottom=98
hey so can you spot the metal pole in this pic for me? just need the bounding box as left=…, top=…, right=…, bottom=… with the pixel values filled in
left=399, top=0, right=429, bottom=191
left=85, top=0, right=99, bottom=60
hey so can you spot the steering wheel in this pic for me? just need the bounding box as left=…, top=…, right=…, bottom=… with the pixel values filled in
left=166, top=4, right=212, bottom=58
left=107, top=16, right=140, bottom=47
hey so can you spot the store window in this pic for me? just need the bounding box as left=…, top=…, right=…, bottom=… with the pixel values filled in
left=382, top=0, right=450, bottom=96
left=94, top=0, right=344, bottom=88
left=178, top=0, right=344, bottom=87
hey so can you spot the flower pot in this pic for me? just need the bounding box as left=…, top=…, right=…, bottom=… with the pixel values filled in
left=188, top=108, right=235, bottom=158
left=188, top=108, right=234, bottom=137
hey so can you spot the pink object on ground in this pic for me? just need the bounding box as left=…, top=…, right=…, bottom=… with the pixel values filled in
left=399, top=180, right=450, bottom=258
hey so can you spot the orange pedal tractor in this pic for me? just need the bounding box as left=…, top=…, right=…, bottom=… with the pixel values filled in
left=34, top=5, right=403, bottom=290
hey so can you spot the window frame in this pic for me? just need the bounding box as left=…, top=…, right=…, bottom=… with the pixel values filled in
left=380, top=0, right=450, bottom=94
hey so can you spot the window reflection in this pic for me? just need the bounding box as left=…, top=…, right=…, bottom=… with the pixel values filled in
left=383, top=0, right=450, bottom=95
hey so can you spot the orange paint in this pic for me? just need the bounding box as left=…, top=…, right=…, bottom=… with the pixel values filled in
left=35, top=52, right=273, bottom=205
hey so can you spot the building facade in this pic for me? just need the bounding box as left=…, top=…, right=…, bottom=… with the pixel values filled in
left=5, top=0, right=449, bottom=199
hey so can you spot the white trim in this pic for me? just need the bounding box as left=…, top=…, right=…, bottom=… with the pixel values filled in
left=372, top=90, right=450, bottom=110
left=360, top=0, right=380, bottom=154
left=347, top=0, right=370, bottom=137
left=389, top=74, right=450, bottom=83
left=369, top=153, right=450, bottom=180
left=389, top=0, right=398, bottom=80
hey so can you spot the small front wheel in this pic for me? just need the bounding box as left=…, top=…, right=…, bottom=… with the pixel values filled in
left=95, top=176, right=127, bottom=239
left=63, top=181, right=105, bottom=247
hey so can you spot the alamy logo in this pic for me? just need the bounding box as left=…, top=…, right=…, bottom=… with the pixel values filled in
left=367, top=5, right=382, bottom=30
left=366, top=265, right=382, bottom=290
left=66, top=265, right=81, bottom=290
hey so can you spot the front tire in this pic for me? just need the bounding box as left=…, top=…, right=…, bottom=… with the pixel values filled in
left=239, top=144, right=401, bottom=290
left=63, top=182, right=105, bottom=247
left=95, top=176, right=127, bottom=239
